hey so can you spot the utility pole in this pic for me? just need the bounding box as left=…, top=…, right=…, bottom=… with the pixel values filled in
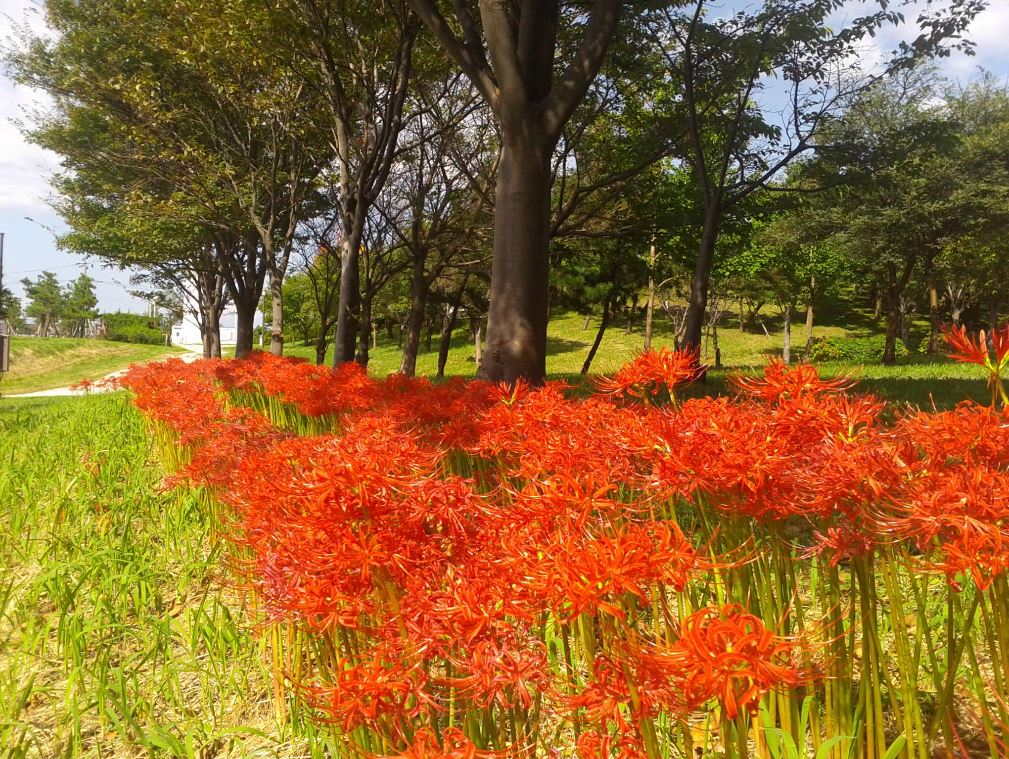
left=0, top=231, right=5, bottom=336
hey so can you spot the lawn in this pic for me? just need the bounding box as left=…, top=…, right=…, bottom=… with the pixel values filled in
left=283, top=309, right=986, bottom=410
left=0, top=394, right=298, bottom=757
left=0, top=337, right=185, bottom=395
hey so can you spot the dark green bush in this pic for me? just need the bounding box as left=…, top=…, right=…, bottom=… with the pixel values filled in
left=101, top=312, right=166, bottom=345
left=807, top=334, right=912, bottom=363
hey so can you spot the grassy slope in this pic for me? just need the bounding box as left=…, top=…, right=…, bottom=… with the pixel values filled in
left=0, top=338, right=184, bottom=395
left=0, top=394, right=299, bottom=757
left=284, top=308, right=986, bottom=410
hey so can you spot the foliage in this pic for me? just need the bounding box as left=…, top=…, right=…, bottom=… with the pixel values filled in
left=807, top=335, right=913, bottom=363
left=100, top=312, right=166, bottom=345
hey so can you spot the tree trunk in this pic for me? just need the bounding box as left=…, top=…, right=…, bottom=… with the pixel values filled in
left=481, top=132, right=552, bottom=383
left=234, top=293, right=258, bottom=359
left=681, top=206, right=720, bottom=352
left=581, top=299, right=612, bottom=375
left=625, top=296, right=637, bottom=334
left=269, top=268, right=284, bottom=356
left=334, top=213, right=364, bottom=366
left=803, top=303, right=814, bottom=355
left=315, top=335, right=329, bottom=365
left=928, top=285, right=941, bottom=355
left=989, top=300, right=1001, bottom=335
left=582, top=314, right=591, bottom=330
left=436, top=276, right=469, bottom=379
left=782, top=304, right=792, bottom=365
left=202, top=301, right=222, bottom=359
left=436, top=308, right=457, bottom=378
left=473, top=318, right=483, bottom=368
left=883, top=306, right=900, bottom=365
left=356, top=290, right=372, bottom=367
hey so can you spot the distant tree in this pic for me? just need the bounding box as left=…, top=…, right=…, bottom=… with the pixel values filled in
left=21, top=272, right=64, bottom=337
left=62, top=274, right=99, bottom=338
left=646, top=0, right=985, bottom=353
left=0, top=287, right=22, bottom=333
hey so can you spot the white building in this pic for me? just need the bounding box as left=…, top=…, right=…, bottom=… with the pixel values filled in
left=171, top=305, right=263, bottom=347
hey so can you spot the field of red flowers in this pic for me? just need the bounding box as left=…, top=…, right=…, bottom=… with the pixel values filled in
left=120, top=327, right=1009, bottom=759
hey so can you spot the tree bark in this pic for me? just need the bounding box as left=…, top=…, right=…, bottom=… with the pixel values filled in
left=883, top=306, right=901, bottom=365
left=928, top=284, right=940, bottom=355
left=481, top=132, right=552, bottom=383
left=234, top=293, right=258, bottom=359
left=269, top=268, right=284, bottom=356
left=436, top=275, right=469, bottom=379
left=315, top=335, right=329, bottom=365
left=473, top=317, right=483, bottom=368
left=356, top=289, right=372, bottom=367
left=804, top=303, right=814, bottom=355
left=681, top=206, right=720, bottom=351
left=334, top=213, right=364, bottom=366
left=782, top=303, right=792, bottom=365
left=581, top=298, right=611, bottom=375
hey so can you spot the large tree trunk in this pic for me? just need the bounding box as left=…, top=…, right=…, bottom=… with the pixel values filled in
left=334, top=212, right=364, bottom=366
left=234, top=292, right=258, bottom=359
left=269, top=268, right=284, bottom=356
left=202, top=301, right=222, bottom=359
left=481, top=132, right=552, bottom=383
left=581, top=299, right=612, bottom=375
left=681, top=206, right=720, bottom=352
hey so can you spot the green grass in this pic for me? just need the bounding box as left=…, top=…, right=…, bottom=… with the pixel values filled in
left=0, top=337, right=184, bottom=395
left=0, top=394, right=299, bottom=757
left=283, top=310, right=987, bottom=409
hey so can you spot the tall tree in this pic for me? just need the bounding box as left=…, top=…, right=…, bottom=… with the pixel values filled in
left=63, top=273, right=99, bottom=338
left=648, top=0, right=985, bottom=352
left=408, top=0, right=623, bottom=382
left=21, top=272, right=64, bottom=337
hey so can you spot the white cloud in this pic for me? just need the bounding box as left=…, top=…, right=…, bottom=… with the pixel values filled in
left=0, top=0, right=61, bottom=214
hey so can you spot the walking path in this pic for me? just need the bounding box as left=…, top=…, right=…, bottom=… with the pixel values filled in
left=6, top=347, right=204, bottom=398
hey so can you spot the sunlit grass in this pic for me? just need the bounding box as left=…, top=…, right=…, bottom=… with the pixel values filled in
left=0, top=337, right=184, bottom=395
left=0, top=394, right=305, bottom=758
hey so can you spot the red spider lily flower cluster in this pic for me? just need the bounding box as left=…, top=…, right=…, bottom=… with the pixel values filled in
left=594, top=347, right=702, bottom=401
left=944, top=323, right=1009, bottom=407
left=117, top=345, right=1009, bottom=755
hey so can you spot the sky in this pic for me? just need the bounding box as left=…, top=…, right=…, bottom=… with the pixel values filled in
left=1, top=0, right=1009, bottom=314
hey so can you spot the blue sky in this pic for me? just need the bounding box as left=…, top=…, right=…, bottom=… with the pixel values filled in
left=2, top=0, right=1008, bottom=313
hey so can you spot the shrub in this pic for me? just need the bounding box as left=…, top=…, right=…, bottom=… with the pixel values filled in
left=806, top=334, right=912, bottom=362
left=101, top=312, right=166, bottom=345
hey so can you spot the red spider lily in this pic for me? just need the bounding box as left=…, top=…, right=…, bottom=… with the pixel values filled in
left=374, top=728, right=488, bottom=759
left=669, top=604, right=804, bottom=720
left=593, top=347, right=701, bottom=402
left=729, top=359, right=853, bottom=404
left=945, top=324, right=1009, bottom=369
left=445, top=639, right=551, bottom=710
left=944, top=324, right=1009, bottom=406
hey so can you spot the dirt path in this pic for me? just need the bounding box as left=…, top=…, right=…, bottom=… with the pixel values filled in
left=6, top=348, right=204, bottom=398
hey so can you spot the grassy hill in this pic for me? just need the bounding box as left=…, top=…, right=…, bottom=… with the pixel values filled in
left=0, top=337, right=185, bottom=395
